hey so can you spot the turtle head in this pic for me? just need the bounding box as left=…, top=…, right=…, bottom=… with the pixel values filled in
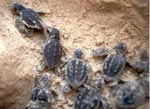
left=115, top=42, right=126, bottom=55
left=140, top=49, right=149, bottom=61
left=37, top=89, right=48, bottom=102
left=31, top=87, right=40, bottom=101
left=47, top=27, right=60, bottom=41
left=74, top=48, right=83, bottom=59
left=11, top=2, right=26, bottom=14
left=41, top=73, right=51, bottom=84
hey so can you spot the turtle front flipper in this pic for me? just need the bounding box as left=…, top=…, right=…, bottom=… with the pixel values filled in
left=107, top=77, right=119, bottom=87
left=126, top=59, right=149, bottom=73
left=36, top=58, right=47, bottom=72
left=54, top=66, right=63, bottom=76
left=36, top=10, right=49, bottom=16
left=126, top=49, right=149, bottom=73
left=92, top=48, right=109, bottom=58
left=15, top=16, right=33, bottom=36
left=99, top=96, right=110, bottom=109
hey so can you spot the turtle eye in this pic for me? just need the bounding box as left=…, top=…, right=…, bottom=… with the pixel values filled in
left=47, top=27, right=52, bottom=34
left=47, top=29, right=50, bottom=34
left=93, top=99, right=98, bottom=106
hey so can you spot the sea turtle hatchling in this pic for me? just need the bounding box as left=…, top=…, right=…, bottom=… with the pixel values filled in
left=93, top=42, right=126, bottom=86
left=60, top=48, right=92, bottom=93
left=75, top=85, right=110, bottom=109
left=115, top=81, right=146, bottom=109
left=11, top=2, right=47, bottom=36
left=126, top=49, right=149, bottom=73
left=26, top=73, right=51, bottom=109
left=36, top=28, right=63, bottom=74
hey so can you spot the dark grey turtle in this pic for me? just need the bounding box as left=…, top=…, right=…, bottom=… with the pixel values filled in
left=75, top=85, right=110, bottom=109
left=61, top=49, right=92, bottom=93
left=115, top=81, right=146, bottom=109
left=103, top=42, right=126, bottom=77
left=31, top=73, right=51, bottom=101
left=126, top=49, right=149, bottom=73
left=12, top=2, right=47, bottom=36
left=60, top=49, right=92, bottom=93
left=93, top=43, right=126, bottom=86
left=66, top=49, right=89, bottom=88
left=26, top=73, right=51, bottom=109
left=36, top=28, right=63, bottom=74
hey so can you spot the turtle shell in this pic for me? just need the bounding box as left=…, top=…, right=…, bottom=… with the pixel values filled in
left=66, top=58, right=88, bottom=88
left=44, top=39, right=62, bottom=68
left=115, top=82, right=145, bottom=108
left=21, top=8, right=43, bottom=29
left=103, top=53, right=125, bottom=77
left=75, top=86, right=100, bottom=109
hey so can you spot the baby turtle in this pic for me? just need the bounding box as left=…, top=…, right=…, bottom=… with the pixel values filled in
left=93, top=43, right=126, bottom=86
left=103, top=42, right=126, bottom=77
left=60, top=49, right=91, bottom=93
left=12, top=2, right=47, bottom=36
left=26, top=73, right=51, bottom=109
left=115, top=81, right=146, bottom=109
left=75, top=85, right=110, bottom=109
left=126, top=49, right=149, bottom=73
left=36, top=28, right=63, bottom=74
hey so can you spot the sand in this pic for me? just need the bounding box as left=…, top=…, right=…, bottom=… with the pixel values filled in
left=0, top=0, right=149, bottom=109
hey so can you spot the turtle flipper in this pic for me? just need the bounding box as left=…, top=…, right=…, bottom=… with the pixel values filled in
left=26, top=28, right=34, bottom=37
left=15, top=16, right=34, bottom=36
left=36, top=10, right=49, bottom=15
left=92, top=48, right=109, bottom=58
left=36, top=59, right=47, bottom=72
left=15, top=16, right=27, bottom=34
left=99, top=96, right=110, bottom=109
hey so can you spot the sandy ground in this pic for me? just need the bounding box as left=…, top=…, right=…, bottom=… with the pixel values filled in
left=0, top=0, right=149, bottom=109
